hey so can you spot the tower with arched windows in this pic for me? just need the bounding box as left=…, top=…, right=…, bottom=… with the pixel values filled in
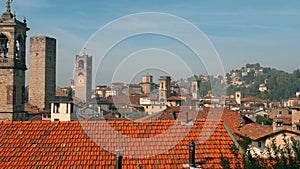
left=75, top=54, right=92, bottom=102
left=159, top=76, right=171, bottom=104
left=0, top=0, right=30, bottom=121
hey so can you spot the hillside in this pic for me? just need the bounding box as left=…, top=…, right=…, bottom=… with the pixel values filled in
left=226, top=63, right=300, bottom=101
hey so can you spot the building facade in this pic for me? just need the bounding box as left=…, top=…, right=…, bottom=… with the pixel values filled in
left=0, top=1, right=29, bottom=121
left=51, top=101, right=75, bottom=121
left=75, top=54, right=92, bottom=102
left=28, top=36, right=56, bottom=110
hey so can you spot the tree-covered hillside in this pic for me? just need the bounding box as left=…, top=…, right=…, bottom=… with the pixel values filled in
left=226, top=63, right=300, bottom=101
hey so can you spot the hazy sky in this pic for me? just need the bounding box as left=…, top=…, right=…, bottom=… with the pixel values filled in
left=2, top=0, right=299, bottom=86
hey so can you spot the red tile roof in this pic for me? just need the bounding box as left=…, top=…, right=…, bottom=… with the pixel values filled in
left=143, top=107, right=244, bottom=137
left=0, top=119, right=242, bottom=168
left=241, top=97, right=269, bottom=103
left=235, top=123, right=273, bottom=141
left=273, top=114, right=292, bottom=125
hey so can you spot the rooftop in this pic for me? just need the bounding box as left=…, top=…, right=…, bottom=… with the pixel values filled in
left=0, top=119, right=242, bottom=168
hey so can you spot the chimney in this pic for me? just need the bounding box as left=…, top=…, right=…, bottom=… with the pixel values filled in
left=186, top=112, right=189, bottom=123
left=116, top=154, right=123, bottom=169
left=189, top=141, right=196, bottom=167
left=172, top=111, right=177, bottom=120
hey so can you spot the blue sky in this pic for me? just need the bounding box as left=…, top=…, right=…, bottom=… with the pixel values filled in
left=2, top=0, right=300, bottom=86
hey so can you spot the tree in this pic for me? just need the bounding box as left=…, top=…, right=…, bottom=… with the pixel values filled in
left=221, top=135, right=300, bottom=169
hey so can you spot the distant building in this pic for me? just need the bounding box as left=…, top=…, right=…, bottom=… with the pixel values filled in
left=296, top=91, right=300, bottom=98
left=0, top=1, right=29, bottom=121
left=236, top=123, right=300, bottom=158
left=140, top=74, right=155, bottom=94
left=235, top=91, right=242, bottom=105
left=291, top=107, right=300, bottom=131
left=75, top=54, right=92, bottom=102
left=259, top=84, right=267, bottom=92
left=95, top=85, right=117, bottom=98
left=191, top=79, right=200, bottom=100
left=29, top=36, right=56, bottom=110
left=51, top=100, right=76, bottom=121
left=128, top=84, right=142, bottom=95
left=159, top=76, right=171, bottom=104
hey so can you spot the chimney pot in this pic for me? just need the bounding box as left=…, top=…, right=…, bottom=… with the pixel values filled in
left=189, top=141, right=196, bottom=167
left=186, top=112, right=189, bottom=123
left=116, top=154, right=123, bottom=169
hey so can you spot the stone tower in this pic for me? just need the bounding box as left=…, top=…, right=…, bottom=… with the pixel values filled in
left=0, top=0, right=30, bottom=121
left=191, top=79, right=201, bottom=100
left=28, top=36, right=56, bottom=110
left=75, top=54, right=92, bottom=102
left=159, top=76, right=171, bottom=103
left=140, top=74, right=155, bottom=94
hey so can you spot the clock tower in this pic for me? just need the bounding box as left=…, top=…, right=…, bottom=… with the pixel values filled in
left=0, top=0, right=29, bottom=121
left=75, top=54, right=92, bottom=102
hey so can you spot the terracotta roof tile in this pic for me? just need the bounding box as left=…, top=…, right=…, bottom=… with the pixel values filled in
left=0, top=119, right=242, bottom=168
left=235, top=123, right=273, bottom=141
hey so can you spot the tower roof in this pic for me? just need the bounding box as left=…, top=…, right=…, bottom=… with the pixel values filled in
left=1, top=0, right=14, bottom=20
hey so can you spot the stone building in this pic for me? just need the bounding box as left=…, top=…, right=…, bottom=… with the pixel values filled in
left=75, top=54, right=92, bottom=102
left=28, top=36, right=56, bottom=110
left=0, top=0, right=29, bottom=121
left=159, top=76, right=171, bottom=104
left=191, top=79, right=201, bottom=100
left=140, top=74, right=155, bottom=94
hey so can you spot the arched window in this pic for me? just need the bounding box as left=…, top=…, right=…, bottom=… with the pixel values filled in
left=0, top=33, right=9, bottom=58
left=78, top=60, right=84, bottom=70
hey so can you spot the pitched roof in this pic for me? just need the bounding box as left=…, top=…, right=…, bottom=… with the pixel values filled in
left=0, top=119, right=242, bottom=168
left=273, top=114, right=292, bottom=125
left=235, top=123, right=273, bottom=141
left=241, top=96, right=269, bottom=103
left=142, top=107, right=244, bottom=136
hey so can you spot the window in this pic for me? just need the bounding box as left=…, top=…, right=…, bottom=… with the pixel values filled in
left=54, top=103, right=60, bottom=113
left=70, top=103, right=74, bottom=113
left=54, top=118, right=60, bottom=121
left=78, top=60, right=84, bottom=70
left=258, top=142, right=262, bottom=148
left=0, top=33, right=9, bottom=58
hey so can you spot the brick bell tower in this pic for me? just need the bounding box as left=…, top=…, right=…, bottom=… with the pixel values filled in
left=0, top=0, right=30, bottom=121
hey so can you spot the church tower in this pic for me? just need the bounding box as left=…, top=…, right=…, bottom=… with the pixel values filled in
left=140, top=74, right=155, bottom=94
left=159, top=76, right=171, bottom=104
left=75, top=54, right=92, bottom=102
left=0, top=0, right=30, bottom=121
left=191, top=79, right=201, bottom=100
